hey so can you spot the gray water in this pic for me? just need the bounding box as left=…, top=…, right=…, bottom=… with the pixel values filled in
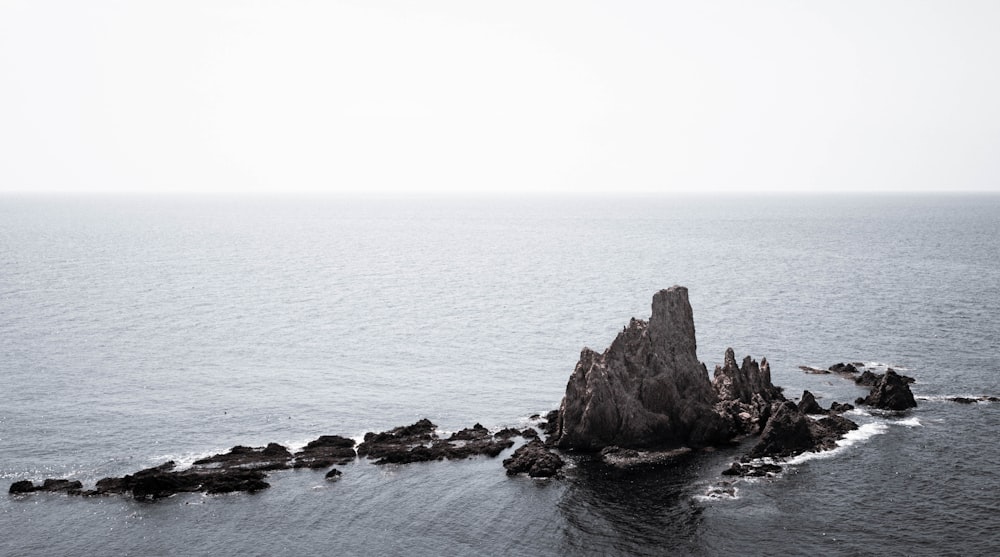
left=2, top=194, right=999, bottom=556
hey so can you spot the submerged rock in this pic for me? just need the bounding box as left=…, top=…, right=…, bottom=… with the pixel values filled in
left=554, top=287, right=732, bottom=451
left=722, top=461, right=783, bottom=477
left=598, top=445, right=693, bottom=469
left=799, top=365, right=831, bottom=374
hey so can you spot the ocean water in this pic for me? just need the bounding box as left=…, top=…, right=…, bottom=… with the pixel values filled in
left=1, top=194, right=998, bottom=556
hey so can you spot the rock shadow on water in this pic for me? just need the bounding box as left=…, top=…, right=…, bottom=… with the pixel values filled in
left=556, top=453, right=706, bottom=556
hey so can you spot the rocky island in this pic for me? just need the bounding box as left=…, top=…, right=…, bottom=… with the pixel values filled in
left=549, top=285, right=879, bottom=475
left=10, top=286, right=920, bottom=499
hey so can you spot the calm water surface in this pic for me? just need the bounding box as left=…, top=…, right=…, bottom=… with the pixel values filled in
left=1, top=194, right=998, bottom=556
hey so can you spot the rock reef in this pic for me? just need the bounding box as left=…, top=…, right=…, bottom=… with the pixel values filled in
left=11, top=420, right=534, bottom=500
left=13, top=287, right=930, bottom=500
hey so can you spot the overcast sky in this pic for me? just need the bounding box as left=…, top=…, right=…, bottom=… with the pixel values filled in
left=1, top=1, right=999, bottom=195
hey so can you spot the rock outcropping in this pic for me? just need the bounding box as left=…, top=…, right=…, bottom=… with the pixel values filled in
left=857, top=369, right=917, bottom=411
left=553, top=286, right=863, bottom=475
left=554, top=287, right=732, bottom=450
left=713, top=349, right=785, bottom=435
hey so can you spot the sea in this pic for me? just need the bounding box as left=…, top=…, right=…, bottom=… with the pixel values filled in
left=1, top=194, right=998, bottom=556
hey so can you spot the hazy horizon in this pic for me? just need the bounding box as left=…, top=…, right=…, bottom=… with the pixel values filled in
left=3, top=1, right=999, bottom=196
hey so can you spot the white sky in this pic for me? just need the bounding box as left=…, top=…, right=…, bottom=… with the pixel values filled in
left=1, top=1, right=999, bottom=195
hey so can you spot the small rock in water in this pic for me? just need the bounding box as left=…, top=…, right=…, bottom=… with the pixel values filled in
left=858, top=369, right=917, bottom=411
left=503, top=439, right=564, bottom=478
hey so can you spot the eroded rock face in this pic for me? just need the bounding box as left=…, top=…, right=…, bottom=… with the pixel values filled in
left=293, top=436, right=356, bottom=469
left=858, top=369, right=917, bottom=411
left=9, top=479, right=83, bottom=495
left=747, top=401, right=859, bottom=460
left=554, top=287, right=732, bottom=451
left=797, top=390, right=826, bottom=415
left=503, top=440, right=564, bottom=478
left=356, top=420, right=517, bottom=465
left=713, top=349, right=785, bottom=434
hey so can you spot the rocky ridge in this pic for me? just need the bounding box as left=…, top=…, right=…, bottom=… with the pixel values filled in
left=12, top=287, right=931, bottom=499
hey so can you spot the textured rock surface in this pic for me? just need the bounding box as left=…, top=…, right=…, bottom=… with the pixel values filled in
left=748, top=401, right=859, bottom=460
left=797, top=390, right=826, bottom=415
left=713, top=349, right=785, bottom=434
left=503, top=440, right=564, bottom=477
left=357, top=419, right=516, bottom=464
left=9, top=478, right=83, bottom=495
left=554, top=287, right=732, bottom=451
left=858, top=369, right=918, bottom=411
left=293, top=435, right=356, bottom=469
left=193, top=443, right=295, bottom=471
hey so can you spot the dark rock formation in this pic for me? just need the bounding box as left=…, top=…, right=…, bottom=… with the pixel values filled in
left=193, top=443, right=294, bottom=471
left=889, top=368, right=916, bottom=384
left=554, top=287, right=732, bottom=451
left=829, top=363, right=860, bottom=374
left=748, top=401, right=858, bottom=459
left=11, top=440, right=343, bottom=500
left=799, top=365, right=831, bottom=374
left=829, top=401, right=855, bottom=413
left=714, top=349, right=785, bottom=435
left=9, top=478, right=83, bottom=495
left=448, top=423, right=490, bottom=441
left=539, top=410, right=560, bottom=436
left=503, top=439, right=564, bottom=478
left=947, top=396, right=1000, bottom=404
left=749, top=402, right=815, bottom=458
left=293, top=436, right=356, bottom=469
left=81, top=460, right=271, bottom=500
left=858, top=369, right=917, bottom=411
left=814, top=414, right=859, bottom=442
left=797, top=390, right=826, bottom=415
left=357, top=420, right=514, bottom=465
left=855, top=370, right=882, bottom=386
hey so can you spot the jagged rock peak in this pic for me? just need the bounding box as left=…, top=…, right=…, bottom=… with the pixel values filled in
left=554, top=287, right=730, bottom=451
left=648, top=286, right=698, bottom=360
left=712, top=348, right=781, bottom=405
